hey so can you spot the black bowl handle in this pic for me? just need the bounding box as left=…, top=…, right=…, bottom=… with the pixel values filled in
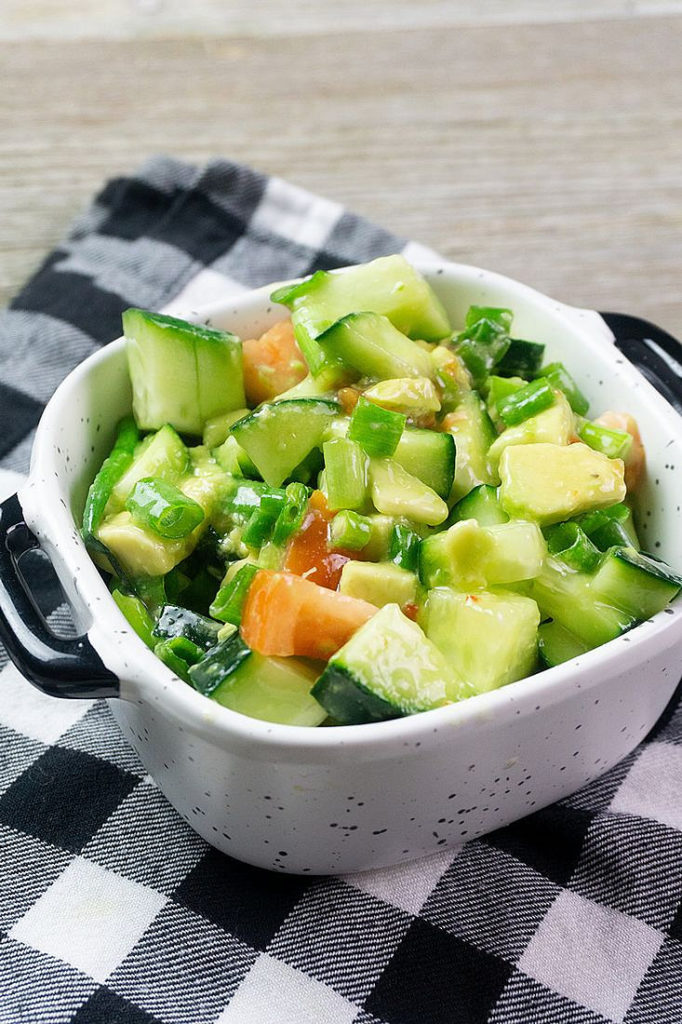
left=600, top=312, right=682, bottom=415
left=0, top=493, right=119, bottom=699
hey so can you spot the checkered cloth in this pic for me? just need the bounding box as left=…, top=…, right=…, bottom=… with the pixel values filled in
left=1, top=156, right=681, bottom=1024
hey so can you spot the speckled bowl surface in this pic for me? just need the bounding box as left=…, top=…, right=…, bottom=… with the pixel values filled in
left=16, top=261, right=682, bottom=874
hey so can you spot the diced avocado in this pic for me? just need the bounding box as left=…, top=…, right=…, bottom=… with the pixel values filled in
left=370, top=458, right=449, bottom=526
left=499, top=442, right=626, bottom=526
left=106, top=425, right=189, bottom=514
left=230, top=398, right=340, bottom=487
left=447, top=484, right=509, bottom=527
left=538, top=620, right=591, bottom=668
left=487, top=391, right=574, bottom=473
left=97, top=511, right=195, bottom=577
left=339, top=561, right=418, bottom=608
left=531, top=556, right=634, bottom=647
left=422, top=588, right=540, bottom=692
left=203, top=408, right=249, bottom=449
left=123, top=308, right=245, bottom=436
left=431, top=346, right=473, bottom=413
left=419, top=519, right=545, bottom=590
left=590, top=547, right=682, bottom=620
left=442, top=391, right=498, bottom=502
left=363, top=377, right=441, bottom=415
left=311, top=603, right=472, bottom=725
left=317, top=313, right=434, bottom=381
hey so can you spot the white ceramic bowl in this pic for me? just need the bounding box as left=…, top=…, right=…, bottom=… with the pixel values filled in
left=2, top=261, right=682, bottom=875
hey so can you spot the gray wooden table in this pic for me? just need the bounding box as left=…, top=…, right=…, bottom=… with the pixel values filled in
left=1, top=2, right=681, bottom=334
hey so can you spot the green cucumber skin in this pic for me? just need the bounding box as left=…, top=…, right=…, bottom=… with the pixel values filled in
left=153, top=604, right=221, bottom=651
left=230, top=398, right=341, bottom=488
left=188, top=633, right=252, bottom=696
left=311, top=665, right=405, bottom=725
left=447, top=484, right=508, bottom=528
left=393, top=429, right=455, bottom=500
left=82, top=415, right=140, bottom=540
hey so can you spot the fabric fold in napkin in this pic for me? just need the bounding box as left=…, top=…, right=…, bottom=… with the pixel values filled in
left=0, top=156, right=680, bottom=1024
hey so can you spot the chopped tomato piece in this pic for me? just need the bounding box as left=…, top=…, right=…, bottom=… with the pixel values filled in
left=283, top=491, right=353, bottom=589
left=241, top=570, right=376, bottom=660
left=242, top=319, right=307, bottom=406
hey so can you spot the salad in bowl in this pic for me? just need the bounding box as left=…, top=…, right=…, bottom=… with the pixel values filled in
left=82, top=255, right=682, bottom=728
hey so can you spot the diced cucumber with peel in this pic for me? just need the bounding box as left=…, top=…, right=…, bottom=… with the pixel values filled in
left=203, top=408, right=249, bottom=449
left=123, top=308, right=245, bottom=436
left=422, top=589, right=540, bottom=693
left=317, top=313, right=433, bottom=381
left=230, top=399, right=340, bottom=487
left=339, top=561, right=418, bottom=608
left=442, top=392, right=498, bottom=503
left=212, top=652, right=325, bottom=726
left=590, top=547, right=682, bottom=620
left=531, top=556, right=634, bottom=647
left=419, top=519, right=545, bottom=590
left=271, top=255, right=452, bottom=343
left=499, top=442, right=626, bottom=526
left=538, top=621, right=591, bottom=668
left=311, top=604, right=472, bottom=725
left=370, top=458, right=449, bottom=526
left=392, top=429, right=455, bottom=500
left=447, top=484, right=509, bottom=528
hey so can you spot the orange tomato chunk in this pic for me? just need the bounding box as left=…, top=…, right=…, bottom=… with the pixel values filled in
left=241, top=570, right=376, bottom=660
left=242, top=320, right=307, bottom=405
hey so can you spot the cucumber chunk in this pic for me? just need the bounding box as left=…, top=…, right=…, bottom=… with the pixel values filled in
left=447, top=484, right=509, bottom=527
left=590, top=547, right=682, bottom=620
left=312, top=604, right=471, bottom=724
left=531, top=556, right=634, bottom=647
left=190, top=633, right=326, bottom=726
left=499, top=442, right=626, bottom=526
left=538, top=620, right=591, bottom=667
left=423, top=588, right=540, bottom=693
left=339, top=561, right=418, bottom=608
left=153, top=604, right=221, bottom=650
left=317, top=313, right=433, bottom=381
left=230, top=399, right=340, bottom=487
left=442, top=392, right=498, bottom=502
left=272, top=254, right=451, bottom=343
left=419, top=519, right=545, bottom=590
left=123, top=308, right=245, bottom=436
left=392, top=428, right=455, bottom=500
left=370, top=458, right=449, bottom=526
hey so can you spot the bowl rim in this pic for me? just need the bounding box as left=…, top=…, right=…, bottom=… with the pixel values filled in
left=20, top=258, right=682, bottom=755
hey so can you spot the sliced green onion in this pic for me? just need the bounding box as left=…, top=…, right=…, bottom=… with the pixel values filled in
left=126, top=477, right=205, bottom=539
left=544, top=522, right=601, bottom=572
left=210, top=563, right=259, bottom=625
left=224, top=479, right=286, bottom=517
left=578, top=420, right=633, bottom=460
left=538, top=362, right=589, bottom=416
left=242, top=493, right=285, bottom=548
left=323, top=438, right=369, bottom=510
left=455, top=334, right=511, bottom=387
left=347, top=397, right=406, bottom=458
left=154, top=636, right=205, bottom=682
left=329, top=510, right=372, bottom=550
left=495, top=339, right=545, bottom=379
left=498, top=378, right=555, bottom=427
left=272, top=482, right=310, bottom=545
left=111, top=589, right=156, bottom=648
left=82, top=415, right=140, bottom=540
left=464, top=306, right=513, bottom=336
left=388, top=523, right=421, bottom=572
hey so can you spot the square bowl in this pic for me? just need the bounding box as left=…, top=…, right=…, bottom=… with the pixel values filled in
left=2, top=260, right=682, bottom=874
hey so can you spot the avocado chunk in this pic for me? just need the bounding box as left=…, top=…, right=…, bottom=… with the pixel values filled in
left=487, top=391, right=574, bottom=474
left=422, top=588, right=540, bottom=693
left=419, top=519, right=546, bottom=590
left=106, top=425, right=189, bottom=514
left=370, top=458, right=448, bottom=526
left=499, top=442, right=626, bottom=526
left=339, top=561, right=418, bottom=608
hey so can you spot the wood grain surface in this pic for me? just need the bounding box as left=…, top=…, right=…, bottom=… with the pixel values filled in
left=1, top=6, right=681, bottom=333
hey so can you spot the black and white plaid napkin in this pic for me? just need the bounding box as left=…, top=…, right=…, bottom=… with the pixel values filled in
left=1, top=156, right=681, bottom=1024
